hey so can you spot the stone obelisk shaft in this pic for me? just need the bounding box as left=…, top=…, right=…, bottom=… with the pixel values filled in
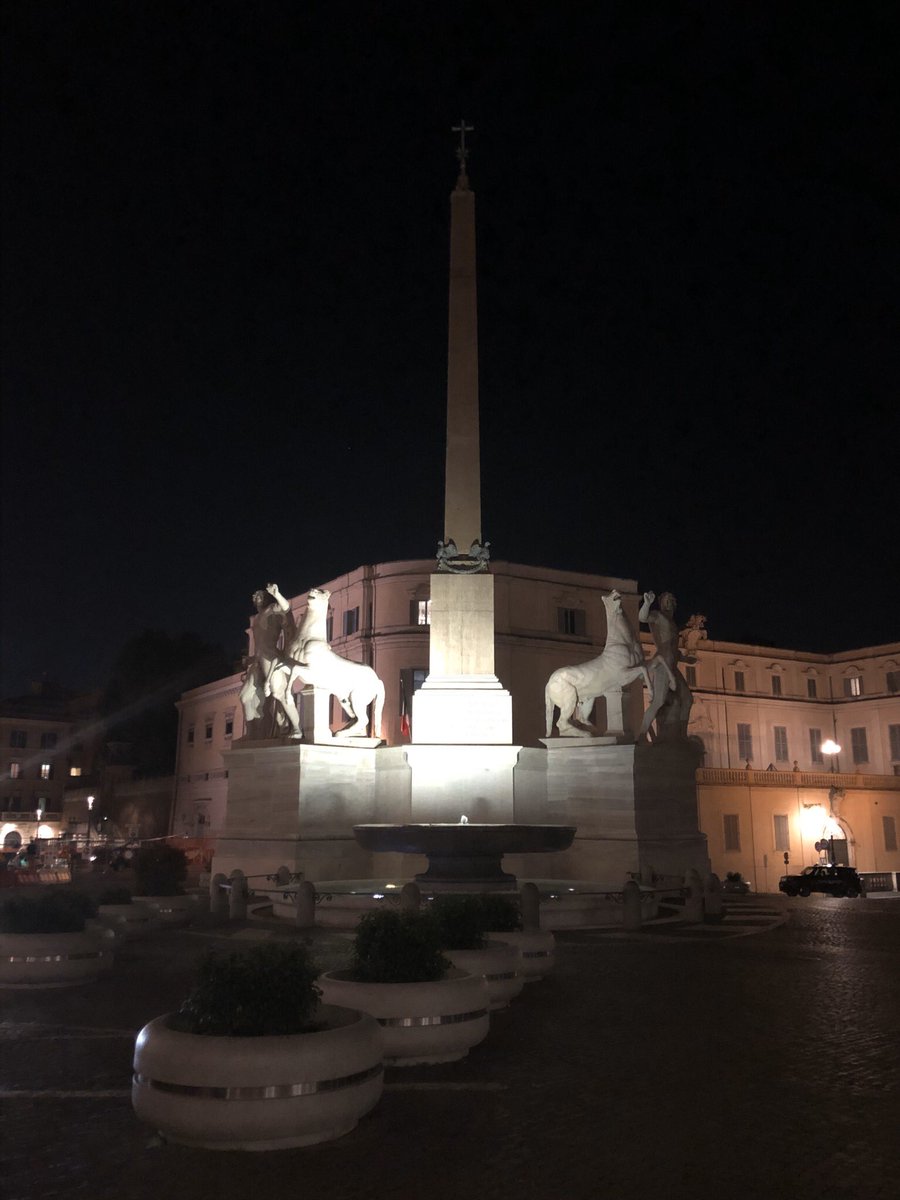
left=413, top=146, right=513, bottom=750
left=444, top=172, right=481, bottom=549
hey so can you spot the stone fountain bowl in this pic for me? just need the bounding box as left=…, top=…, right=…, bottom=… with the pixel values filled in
left=353, top=824, right=575, bottom=856
left=352, top=824, right=576, bottom=889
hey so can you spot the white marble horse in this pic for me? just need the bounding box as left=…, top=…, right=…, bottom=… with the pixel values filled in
left=286, top=588, right=385, bottom=738
left=544, top=590, right=669, bottom=737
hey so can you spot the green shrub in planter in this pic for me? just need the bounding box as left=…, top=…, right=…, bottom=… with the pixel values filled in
left=133, top=844, right=188, bottom=897
left=468, top=893, right=522, bottom=933
left=98, top=885, right=133, bottom=906
left=172, top=942, right=322, bottom=1037
left=430, top=895, right=487, bottom=950
left=349, top=910, right=450, bottom=983
left=0, top=891, right=92, bottom=934
left=430, top=894, right=522, bottom=949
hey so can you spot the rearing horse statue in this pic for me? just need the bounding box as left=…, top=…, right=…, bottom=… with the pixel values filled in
left=544, top=590, right=672, bottom=737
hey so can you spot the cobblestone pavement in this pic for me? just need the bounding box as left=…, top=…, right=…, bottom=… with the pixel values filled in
left=2, top=894, right=898, bottom=1200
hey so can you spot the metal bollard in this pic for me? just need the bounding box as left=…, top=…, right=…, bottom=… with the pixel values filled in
left=683, top=868, right=704, bottom=924
left=520, top=881, right=541, bottom=931
left=209, top=872, right=229, bottom=917
left=295, top=880, right=316, bottom=927
left=400, top=882, right=421, bottom=912
left=228, top=869, right=248, bottom=920
left=704, top=873, right=725, bottom=922
left=622, top=879, right=643, bottom=931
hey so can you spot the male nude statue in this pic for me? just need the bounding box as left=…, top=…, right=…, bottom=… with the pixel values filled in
left=638, top=590, right=694, bottom=741
left=238, top=583, right=302, bottom=738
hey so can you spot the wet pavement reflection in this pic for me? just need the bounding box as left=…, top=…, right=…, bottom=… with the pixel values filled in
left=2, top=894, right=898, bottom=1200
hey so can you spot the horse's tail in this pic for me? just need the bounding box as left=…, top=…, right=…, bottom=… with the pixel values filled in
left=372, top=675, right=386, bottom=740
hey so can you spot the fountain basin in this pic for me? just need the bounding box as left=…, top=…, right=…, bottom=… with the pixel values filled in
left=352, top=824, right=575, bottom=890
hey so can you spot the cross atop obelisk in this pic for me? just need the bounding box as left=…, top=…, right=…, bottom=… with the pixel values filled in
left=452, top=119, right=474, bottom=185
left=444, top=119, right=481, bottom=551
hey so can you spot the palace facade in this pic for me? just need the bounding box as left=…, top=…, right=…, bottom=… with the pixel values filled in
left=171, top=559, right=900, bottom=890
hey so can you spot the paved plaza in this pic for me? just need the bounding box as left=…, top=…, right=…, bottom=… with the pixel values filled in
left=2, top=893, right=898, bottom=1200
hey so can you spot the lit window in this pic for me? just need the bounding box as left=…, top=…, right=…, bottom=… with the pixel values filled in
left=734, top=671, right=745, bottom=692
left=723, top=814, right=741, bottom=852
left=773, top=727, right=788, bottom=762
left=809, top=728, right=823, bottom=764
left=843, top=676, right=863, bottom=697
left=9, top=761, right=21, bottom=779
left=807, top=678, right=817, bottom=699
left=343, top=607, right=360, bottom=636
left=850, top=727, right=869, bottom=764
left=773, top=814, right=790, bottom=852
left=558, top=607, right=586, bottom=636
left=737, top=723, right=753, bottom=761
left=40, top=763, right=52, bottom=780
left=771, top=675, right=782, bottom=696
left=69, top=766, right=82, bottom=777
left=410, top=599, right=432, bottom=625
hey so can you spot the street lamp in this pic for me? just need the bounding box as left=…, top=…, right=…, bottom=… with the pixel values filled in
left=821, top=738, right=841, bottom=774
left=86, top=795, right=95, bottom=850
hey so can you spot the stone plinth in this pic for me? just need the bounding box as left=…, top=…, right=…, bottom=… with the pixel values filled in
left=412, top=676, right=513, bottom=745
left=510, top=739, right=708, bottom=882
left=212, top=742, right=412, bottom=882
left=404, top=744, right=521, bottom=824
left=427, top=573, right=495, bottom=678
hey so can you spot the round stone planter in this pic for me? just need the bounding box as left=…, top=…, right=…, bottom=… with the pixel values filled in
left=318, top=967, right=490, bottom=1066
left=486, top=928, right=556, bottom=981
left=96, top=902, right=159, bottom=941
left=132, top=1005, right=383, bottom=1151
left=0, top=930, right=113, bottom=988
left=135, top=894, right=198, bottom=928
left=444, top=940, right=523, bottom=1009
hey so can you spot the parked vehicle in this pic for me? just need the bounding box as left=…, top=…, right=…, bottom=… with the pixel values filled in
left=722, top=872, right=751, bottom=894
left=779, top=865, right=863, bottom=898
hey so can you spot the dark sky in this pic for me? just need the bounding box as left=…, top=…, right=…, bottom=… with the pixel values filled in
left=2, top=1, right=898, bottom=699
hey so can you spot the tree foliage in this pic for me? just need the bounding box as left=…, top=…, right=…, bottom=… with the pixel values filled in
left=100, top=630, right=230, bottom=776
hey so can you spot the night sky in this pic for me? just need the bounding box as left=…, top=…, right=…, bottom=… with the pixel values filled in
left=2, top=2, right=898, bottom=699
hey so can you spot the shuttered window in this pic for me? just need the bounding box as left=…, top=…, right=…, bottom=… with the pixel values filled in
left=723, top=814, right=741, bottom=852
left=737, top=723, right=753, bottom=761
left=809, top=729, right=823, bottom=764
left=850, top=727, right=869, bottom=764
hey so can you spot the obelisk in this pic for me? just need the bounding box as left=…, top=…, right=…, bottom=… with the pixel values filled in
left=444, top=121, right=481, bottom=551
left=411, top=123, right=514, bottom=756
